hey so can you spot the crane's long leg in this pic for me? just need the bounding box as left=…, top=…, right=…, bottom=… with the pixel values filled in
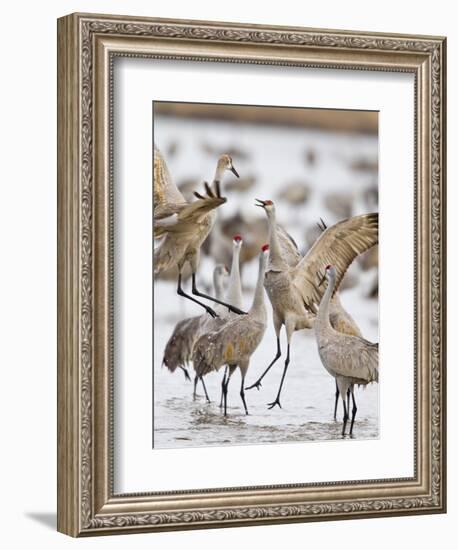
left=239, top=364, right=249, bottom=415
left=222, top=367, right=235, bottom=416
left=245, top=337, right=281, bottom=391
left=193, top=375, right=198, bottom=401
left=191, top=273, right=247, bottom=315
left=349, top=387, right=357, bottom=436
left=219, top=366, right=228, bottom=408
left=200, top=376, right=211, bottom=403
left=267, top=344, right=290, bottom=410
left=177, top=273, right=218, bottom=318
left=342, top=396, right=349, bottom=437
left=333, top=380, right=340, bottom=420
left=193, top=374, right=211, bottom=402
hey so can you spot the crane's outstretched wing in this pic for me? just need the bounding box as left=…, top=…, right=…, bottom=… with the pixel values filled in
left=153, top=145, right=187, bottom=219
left=292, top=213, right=378, bottom=311
left=277, top=224, right=302, bottom=267
left=154, top=181, right=227, bottom=237
left=321, top=335, right=379, bottom=383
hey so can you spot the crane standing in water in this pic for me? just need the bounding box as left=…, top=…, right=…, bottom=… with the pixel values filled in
left=193, top=245, right=269, bottom=416
left=315, top=265, right=379, bottom=436
left=162, top=236, right=245, bottom=401
left=161, top=263, right=229, bottom=401
left=245, top=199, right=378, bottom=410
left=327, top=293, right=363, bottom=419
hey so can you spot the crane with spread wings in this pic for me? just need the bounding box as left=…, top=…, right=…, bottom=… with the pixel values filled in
left=245, top=199, right=378, bottom=410
left=153, top=145, right=244, bottom=318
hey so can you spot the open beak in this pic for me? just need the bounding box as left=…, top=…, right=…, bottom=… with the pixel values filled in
left=255, top=198, right=266, bottom=208
left=230, top=165, right=240, bottom=178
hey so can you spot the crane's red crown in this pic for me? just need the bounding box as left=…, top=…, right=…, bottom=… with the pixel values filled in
left=233, top=234, right=242, bottom=242
left=262, top=244, right=270, bottom=252
left=325, top=264, right=332, bottom=270
left=265, top=199, right=273, bottom=205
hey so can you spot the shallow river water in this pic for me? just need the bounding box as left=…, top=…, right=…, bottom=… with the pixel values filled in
left=153, top=282, right=379, bottom=450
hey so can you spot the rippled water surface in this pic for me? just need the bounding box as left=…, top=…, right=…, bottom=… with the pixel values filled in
left=154, top=282, right=379, bottom=449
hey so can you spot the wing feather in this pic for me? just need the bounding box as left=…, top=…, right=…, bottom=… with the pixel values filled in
left=193, top=317, right=265, bottom=377
left=153, top=145, right=187, bottom=219
left=321, top=335, right=379, bottom=383
left=176, top=195, right=226, bottom=223
left=292, top=213, right=378, bottom=310
left=277, top=225, right=302, bottom=267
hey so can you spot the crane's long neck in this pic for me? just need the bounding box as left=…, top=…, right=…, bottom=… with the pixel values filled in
left=213, top=271, right=226, bottom=301
left=316, top=271, right=336, bottom=334
left=226, top=244, right=243, bottom=309
left=266, top=211, right=288, bottom=271
left=212, top=162, right=225, bottom=193
left=249, top=254, right=267, bottom=323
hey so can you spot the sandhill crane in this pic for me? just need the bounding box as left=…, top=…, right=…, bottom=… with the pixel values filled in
left=315, top=265, right=378, bottom=436
left=199, top=234, right=245, bottom=403
left=162, top=263, right=229, bottom=400
left=328, top=293, right=362, bottom=419
left=317, top=218, right=364, bottom=419
left=162, top=236, right=245, bottom=401
left=245, top=199, right=378, bottom=410
left=193, top=245, right=269, bottom=416
left=153, top=146, right=244, bottom=317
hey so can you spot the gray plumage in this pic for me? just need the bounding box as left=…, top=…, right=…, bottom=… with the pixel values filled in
left=315, top=265, right=379, bottom=436
left=162, top=235, right=245, bottom=402
left=246, top=199, right=378, bottom=410
left=192, top=247, right=269, bottom=415
left=328, top=294, right=362, bottom=338
left=161, top=316, right=200, bottom=378
left=154, top=146, right=242, bottom=318
left=162, top=264, right=228, bottom=378
left=154, top=147, right=236, bottom=274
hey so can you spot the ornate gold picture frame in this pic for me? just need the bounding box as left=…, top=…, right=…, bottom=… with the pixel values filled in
left=57, top=12, right=446, bottom=536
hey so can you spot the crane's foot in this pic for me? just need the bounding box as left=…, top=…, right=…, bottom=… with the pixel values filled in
left=245, top=380, right=262, bottom=391
left=227, top=305, right=247, bottom=315
left=267, top=398, right=282, bottom=410
left=205, top=307, right=218, bottom=318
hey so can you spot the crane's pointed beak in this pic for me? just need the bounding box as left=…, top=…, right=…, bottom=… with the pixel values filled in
left=255, top=198, right=266, bottom=208
left=230, top=165, right=240, bottom=178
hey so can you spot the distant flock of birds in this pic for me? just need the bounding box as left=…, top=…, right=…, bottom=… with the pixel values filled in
left=154, top=146, right=379, bottom=437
